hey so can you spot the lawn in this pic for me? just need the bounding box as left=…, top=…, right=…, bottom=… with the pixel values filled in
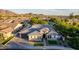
left=48, top=40, right=58, bottom=45
left=34, top=42, right=43, bottom=46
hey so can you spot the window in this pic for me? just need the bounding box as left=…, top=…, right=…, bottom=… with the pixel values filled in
left=32, top=35, right=34, bottom=38
left=54, top=35, right=55, bottom=38
left=52, top=35, right=54, bottom=38
left=48, top=35, right=51, bottom=38
left=29, top=36, right=31, bottom=39
left=35, top=35, right=37, bottom=38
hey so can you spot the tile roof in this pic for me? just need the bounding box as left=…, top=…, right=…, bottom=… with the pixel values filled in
left=19, top=24, right=53, bottom=35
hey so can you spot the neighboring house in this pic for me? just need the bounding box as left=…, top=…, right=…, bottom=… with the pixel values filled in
left=67, top=18, right=79, bottom=25
left=12, top=23, right=23, bottom=34
left=0, top=24, right=13, bottom=38
left=72, top=18, right=79, bottom=22
left=67, top=19, right=73, bottom=25
left=14, top=23, right=23, bottom=30
left=14, top=24, right=61, bottom=42
left=0, top=27, right=13, bottom=38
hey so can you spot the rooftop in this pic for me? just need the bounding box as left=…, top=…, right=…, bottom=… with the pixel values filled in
left=19, top=24, right=52, bottom=35
left=28, top=31, right=42, bottom=35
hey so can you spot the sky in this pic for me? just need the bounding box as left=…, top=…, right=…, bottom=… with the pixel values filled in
left=8, top=9, right=79, bottom=16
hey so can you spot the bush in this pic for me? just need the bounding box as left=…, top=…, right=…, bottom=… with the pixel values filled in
left=2, top=36, right=14, bottom=45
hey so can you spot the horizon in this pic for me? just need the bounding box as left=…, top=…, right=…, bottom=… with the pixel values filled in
left=8, top=9, right=79, bottom=16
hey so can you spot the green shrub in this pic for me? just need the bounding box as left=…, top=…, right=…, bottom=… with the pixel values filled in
left=34, top=42, right=43, bottom=46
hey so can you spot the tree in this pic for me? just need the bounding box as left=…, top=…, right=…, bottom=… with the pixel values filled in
left=38, top=20, right=48, bottom=24
left=64, top=18, right=69, bottom=22
left=30, top=17, right=39, bottom=24
left=69, top=13, right=74, bottom=19
left=49, top=15, right=79, bottom=49
left=75, top=15, right=79, bottom=19
left=72, top=22, right=76, bottom=26
left=68, top=37, right=79, bottom=49
left=30, top=17, right=48, bottom=24
left=49, top=18, right=56, bottom=22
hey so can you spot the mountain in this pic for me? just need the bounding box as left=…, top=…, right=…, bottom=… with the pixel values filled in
left=0, top=9, right=17, bottom=16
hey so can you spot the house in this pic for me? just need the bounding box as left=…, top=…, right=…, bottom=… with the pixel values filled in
left=27, top=31, right=43, bottom=41
left=0, top=27, right=13, bottom=38
left=14, top=24, right=61, bottom=42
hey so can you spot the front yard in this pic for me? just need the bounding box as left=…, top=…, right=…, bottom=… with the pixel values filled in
left=28, top=42, right=43, bottom=46
left=34, top=42, right=43, bottom=46
left=48, top=40, right=58, bottom=45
